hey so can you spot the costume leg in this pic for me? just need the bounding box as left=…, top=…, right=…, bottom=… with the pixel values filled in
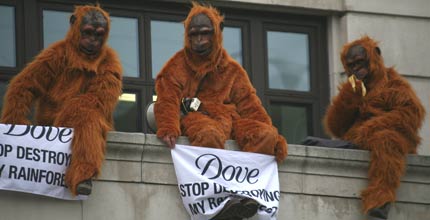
left=60, top=117, right=109, bottom=196
left=233, top=119, right=278, bottom=156
left=181, top=112, right=227, bottom=149
left=361, top=130, right=410, bottom=213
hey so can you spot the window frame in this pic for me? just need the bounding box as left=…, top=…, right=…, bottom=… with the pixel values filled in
left=115, top=87, right=144, bottom=132
left=260, top=17, right=329, bottom=139
left=221, top=19, right=250, bottom=72
left=0, top=0, right=329, bottom=138
left=107, top=9, right=144, bottom=79
left=145, top=13, right=185, bottom=81
left=38, top=3, right=73, bottom=53
left=268, top=97, right=315, bottom=142
left=0, top=1, right=24, bottom=77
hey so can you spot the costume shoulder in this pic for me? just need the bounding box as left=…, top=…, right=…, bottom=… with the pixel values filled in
left=18, top=40, right=67, bottom=77
left=100, top=46, right=123, bottom=79
left=222, top=51, right=249, bottom=81
left=35, top=40, right=67, bottom=65
left=156, top=49, right=187, bottom=78
left=381, top=68, right=424, bottom=113
left=380, top=68, right=417, bottom=101
left=227, top=53, right=245, bottom=70
left=104, top=46, right=120, bottom=61
left=385, top=68, right=412, bottom=89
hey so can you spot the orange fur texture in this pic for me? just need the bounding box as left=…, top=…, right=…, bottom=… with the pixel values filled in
left=324, top=36, right=425, bottom=213
left=1, top=5, right=123, bottom=195
left=154, top=3, right=287, bottom=162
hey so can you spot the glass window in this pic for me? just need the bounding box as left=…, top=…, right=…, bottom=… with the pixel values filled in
left=269, top=103, right=308, bottom=144
left=267, top=31, right=310, bottom=91
left=43, top=10, right=70, bottom=48
left=0, top=81, right=7, bottom=116
left=150, top=20, right=183, bottom=79
left=0, top=6, right=16, bottom=67
left=114, top=92, right=139, bottom=132
left=109, top=16, right=140, bottom=77
left=223, top=27, right=242, bottom=65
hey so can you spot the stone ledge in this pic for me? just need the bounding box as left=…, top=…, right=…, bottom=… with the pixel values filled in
left=107, top=132, right=430, bottom=166
left=103, top=132, right=430, bottom=204
left=0, top=131, right=429, bottom=220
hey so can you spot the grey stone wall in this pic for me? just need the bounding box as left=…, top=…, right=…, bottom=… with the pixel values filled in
left=0, top=132, right=429, bottom=220
left=218, top=0, right=430, bottom=155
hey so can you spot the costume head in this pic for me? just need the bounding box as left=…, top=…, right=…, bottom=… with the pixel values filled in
left=183, top=2, right=225, bottom=74
left=341, top=36, right=386, bottom=85
left=66, top=5, right=110, bottom=59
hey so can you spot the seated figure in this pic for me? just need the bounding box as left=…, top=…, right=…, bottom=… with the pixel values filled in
left=1, top=5, right=122, bottom=196
left=154, top=3, right=288, bottom=220
left=324, top=36, right=425, bottom=220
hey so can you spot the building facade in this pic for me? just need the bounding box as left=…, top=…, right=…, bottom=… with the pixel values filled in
left=0, top=1, right=429, bottom=219
left=0, top=0, right=429, bottom=154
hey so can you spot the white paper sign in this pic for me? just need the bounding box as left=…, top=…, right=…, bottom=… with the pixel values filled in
left=171, top=144, right=280, bottom=220
left=0, top=123, right=87, bottom=200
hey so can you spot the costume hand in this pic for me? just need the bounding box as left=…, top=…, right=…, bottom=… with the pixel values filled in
left=348, top=75, right=367, bottom=97
left=275, top=135, right=288, bottom=163
left=162, top=135, right=177, bottom=149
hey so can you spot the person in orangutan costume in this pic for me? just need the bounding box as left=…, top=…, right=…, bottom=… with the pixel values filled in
left=324, top=36, right=425, bottom=220
left=1, top=5, right=122, bottom=196
left=154, top=3, right=287, bottom=220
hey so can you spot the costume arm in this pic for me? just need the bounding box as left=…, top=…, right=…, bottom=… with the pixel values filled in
left=324, top=82, right=362, bottom=138
left=54, top=56, right=122, bottom=130
left=1, top=50, right=56, bottom=124
left=154, top=72, right=182, bottom=139
left=230, top=69, right=271, bottom=124
left=350, top=88, right=425, bottom=146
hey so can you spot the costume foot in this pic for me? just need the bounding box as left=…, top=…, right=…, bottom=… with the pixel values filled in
left=367, top=203, right=391, bottom=220
left=76, top=179, right=92, bottom=195
left=239, top=198, right=259, bottom=218
left=211, top=197, right=242, bottom=220
left=211, top=197, right=258, bottom=220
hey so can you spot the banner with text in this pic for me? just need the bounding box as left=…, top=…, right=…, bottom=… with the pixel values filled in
left=0, top=123, right=86, bottom=200
left=171, top=144, right=280, bottom=220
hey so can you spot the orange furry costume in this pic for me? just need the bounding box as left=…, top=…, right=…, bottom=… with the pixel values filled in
left=155, top=3, right=287, bottom=162
left=1, top=5, right=122, bottom=195
left=324, top=36, right=425, bottom=213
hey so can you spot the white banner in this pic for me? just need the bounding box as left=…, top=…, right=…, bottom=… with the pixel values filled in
left=0, top=123, right=87, bottom=200
left=171, top=144, right=280, bottom=220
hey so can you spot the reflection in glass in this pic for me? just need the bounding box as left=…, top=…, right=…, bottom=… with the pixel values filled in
left=0, top=6, right=16, bottom=67
left=267, top=31, right=310, bottom=91
left=0, top=81, right=7, bottom=116
left=151, top=20, right=183, bottom=79
left=43, top=10, right=70, bottom=48
left=223, top=27, right=242, bottom=65
left=114, top=93, right=139, bottom=132
left=269, top=103, right=308, bottom=144
left=109, top=16, right=139, bottom=77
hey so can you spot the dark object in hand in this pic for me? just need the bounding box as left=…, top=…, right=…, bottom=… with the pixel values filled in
left=181, top=97, right=201, bottom=115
